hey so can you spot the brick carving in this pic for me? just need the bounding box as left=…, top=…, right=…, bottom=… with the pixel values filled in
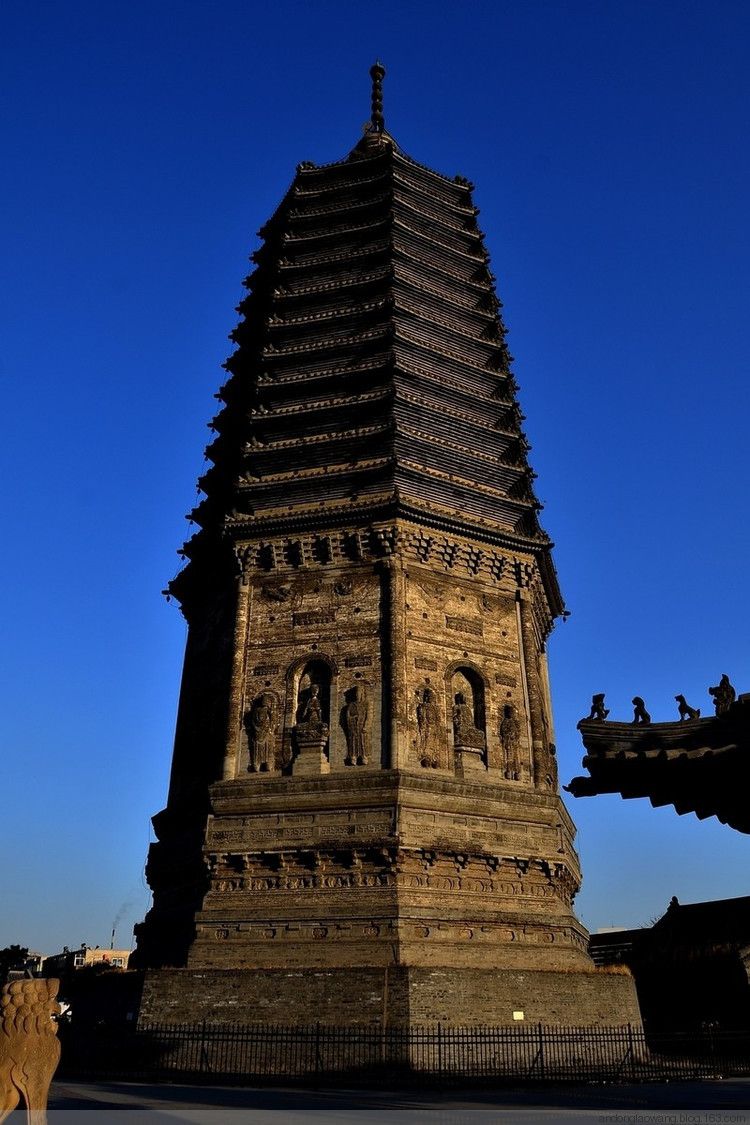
left=293, top=610, right=335, bottom=627
left=446, top=615, right=483, bottom=636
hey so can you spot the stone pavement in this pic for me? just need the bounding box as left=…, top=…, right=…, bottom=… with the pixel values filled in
left=43, top=1078, right=750, bottom=1122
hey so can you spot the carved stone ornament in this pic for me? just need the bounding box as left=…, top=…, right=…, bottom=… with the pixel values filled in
left=262, top=583, right=292, bottom=602
left=500, top=703, right=521, bottom=780
left=631, top=697, right=651, bottom=725
left=675, top=694, right=700, bottom=721
left=416, top=687, right=441, bottom=768
left=1, top=979, right=61, bottom=1121
left=587, top=693, right=609, bottom=721
left=245, top=692, right=277, bottom=772
left=343, top=684, right=370, bottom=765
left=708, top=674, right=736, bottom=716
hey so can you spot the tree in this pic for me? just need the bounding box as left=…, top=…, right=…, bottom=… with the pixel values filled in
left=0, top=945, right=30, bottom=983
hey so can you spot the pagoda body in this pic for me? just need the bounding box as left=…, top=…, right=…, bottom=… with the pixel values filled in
left=133, top=72, right=640, bottom=1027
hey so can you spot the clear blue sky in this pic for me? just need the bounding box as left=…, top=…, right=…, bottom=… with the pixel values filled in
left=2, top=0, right=749, bottom=955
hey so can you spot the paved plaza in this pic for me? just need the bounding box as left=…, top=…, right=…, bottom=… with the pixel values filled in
left=45, top=1078, right=750, bottom=1122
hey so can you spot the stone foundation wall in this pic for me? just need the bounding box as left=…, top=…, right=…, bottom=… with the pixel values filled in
left=139, top=967, right=408, bottom=1027
left=406, top=966, right=642, bottom=1027
left=139, top=965, right=641, bottom=1028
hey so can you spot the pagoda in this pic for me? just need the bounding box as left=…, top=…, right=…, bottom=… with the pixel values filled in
left=132, top=65, right=639, bottom=1027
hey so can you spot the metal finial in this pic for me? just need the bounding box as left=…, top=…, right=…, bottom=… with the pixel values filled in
left=370, top=61, right=386, bottom=132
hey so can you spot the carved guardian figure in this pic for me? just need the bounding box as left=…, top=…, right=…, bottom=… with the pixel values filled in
left=631, top=697, right=651, bottom=725
left=709, top=674, right=736, bottom=716
left=587, top=694, right=609, bottom=721
left=245, top=692, right=277, bottom=772
left=416, top=687, right=441, bottom=768
left=675, top=694, right=700, bottom=721
left=343, top=684, right=370, bottom=765
left=499, top=703, right=521, bottom=780
left=0, top=979, right=61, bottom=1124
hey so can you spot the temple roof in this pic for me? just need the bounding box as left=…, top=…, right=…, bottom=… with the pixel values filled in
left=174, top=66, right=562, bottom=617
left=566, top=696, right=750, bottom=833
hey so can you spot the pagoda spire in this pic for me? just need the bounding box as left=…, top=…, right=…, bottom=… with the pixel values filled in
left=369, top=60, right=385, bottom=132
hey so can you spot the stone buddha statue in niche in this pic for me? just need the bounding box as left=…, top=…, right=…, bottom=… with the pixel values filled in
left=452, top=691, right=485, bottom=750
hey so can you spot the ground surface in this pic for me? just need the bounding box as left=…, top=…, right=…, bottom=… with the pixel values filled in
left=42, top=1078, right=750, bottom=1122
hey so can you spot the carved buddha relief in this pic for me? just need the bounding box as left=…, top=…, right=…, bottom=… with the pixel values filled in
left=450, top=668, right=486, bottom=756
left=294, top=661, right=331, bottom=731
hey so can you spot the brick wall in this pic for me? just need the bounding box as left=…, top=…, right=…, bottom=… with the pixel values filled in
left=139, top=965, right=640, bottom=1028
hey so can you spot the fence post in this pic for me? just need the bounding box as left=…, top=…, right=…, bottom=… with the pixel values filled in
left=199, top=1020, right=207, bottom=1074
left=538, top=1023, right=545, bottom=1080
left=315, top=1021, right=322, bottom=1082
left=437, top=1022, right=442, bottom=1080
left=628, top=1023, right=635, bottom=1081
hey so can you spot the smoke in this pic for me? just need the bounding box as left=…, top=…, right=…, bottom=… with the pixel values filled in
left=110, top=897, right=138, bottom=945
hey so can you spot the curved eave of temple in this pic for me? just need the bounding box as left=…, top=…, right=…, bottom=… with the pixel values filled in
left=565, top=743, right=750, bottom=834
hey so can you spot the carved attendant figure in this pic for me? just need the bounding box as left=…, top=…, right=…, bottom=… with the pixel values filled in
left=500, top=703, right=521, bottom=780
left=416, top=687, right=440, bottom=768
left=343, top=684, right=369, bottom=765
left=245, top=693, right=276, bottom=772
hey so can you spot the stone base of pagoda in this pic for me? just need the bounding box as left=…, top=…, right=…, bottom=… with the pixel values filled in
left=137, top=965, right=642, bottom=1028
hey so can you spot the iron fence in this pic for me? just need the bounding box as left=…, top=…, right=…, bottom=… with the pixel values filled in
left=57, top=1022, right=750, bottom=1085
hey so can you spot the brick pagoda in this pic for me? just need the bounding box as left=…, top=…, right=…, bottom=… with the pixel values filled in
left=132, top=65, right=639, bottom=1027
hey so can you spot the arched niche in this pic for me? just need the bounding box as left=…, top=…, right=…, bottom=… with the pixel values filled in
left=282, top=655, right=340, bottom=769
left=294, top=659, right=332, bottom=727
left=446, top=663, right=487, bottom=753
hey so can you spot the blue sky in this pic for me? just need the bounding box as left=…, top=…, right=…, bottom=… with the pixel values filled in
left=2, top=0, right=749, bottom=954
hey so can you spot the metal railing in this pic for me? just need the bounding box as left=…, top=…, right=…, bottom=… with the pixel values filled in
left=58, top=1022, right=750, bottom=1084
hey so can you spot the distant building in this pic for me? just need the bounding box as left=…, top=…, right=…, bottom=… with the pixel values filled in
left=590, top=896, right=750, bottom=1032
left=588, top=927, right=644, bottom=968
left=4, top=950, right=45, bottom=980
left=42, top=946, right=130, bottom=977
